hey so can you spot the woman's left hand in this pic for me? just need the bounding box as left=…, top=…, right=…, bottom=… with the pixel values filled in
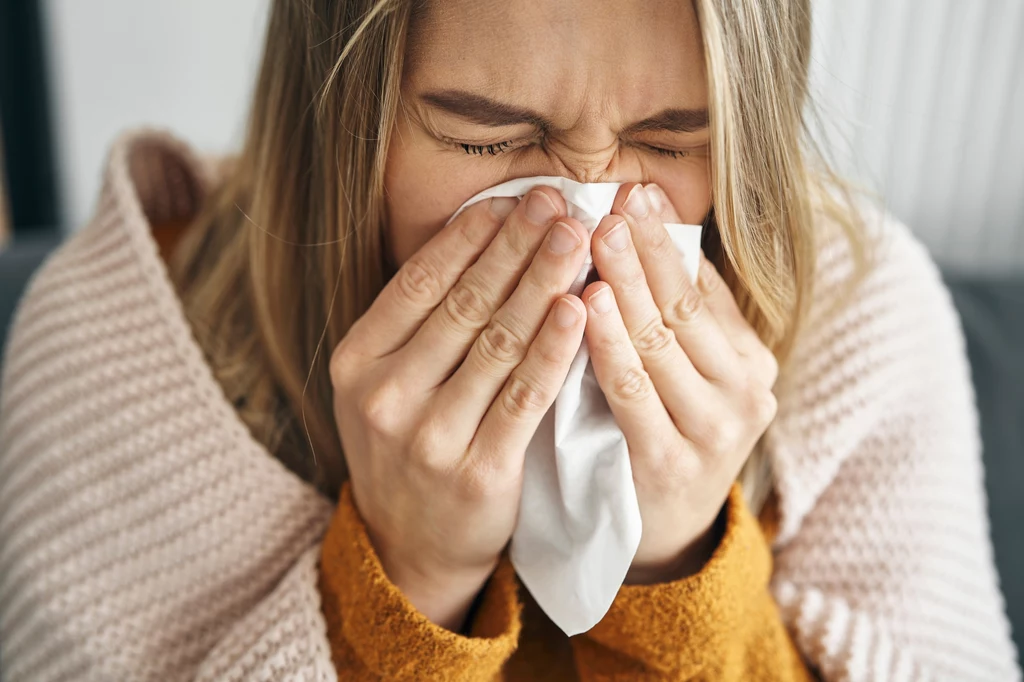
left=582, top=182, right=779, bottom=585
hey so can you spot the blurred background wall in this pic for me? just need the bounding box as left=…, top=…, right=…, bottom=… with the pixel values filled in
left=40, top=0, right=269, bottom=233
left=809, top=0, right=1024, bottom=274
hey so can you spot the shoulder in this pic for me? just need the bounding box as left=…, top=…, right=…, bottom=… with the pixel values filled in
left=767, top=199, right=978, bottom=540
left=0, top=129, right=333, bottom=677
left=796, top=199, right=968, bottom=403
left=0, top=128, right=222, bottom=494
left=0, top=128, right=212, bottom=397
left=3, top=127, right=216, bottom=313
left=0, top=125, right=327, bottom=505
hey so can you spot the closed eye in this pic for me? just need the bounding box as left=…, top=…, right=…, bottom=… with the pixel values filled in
left=448, top=138, right=693, bottom=160
left=458, top=140, right=516, bottom=156
left=646, top=145, right=690, bottom=159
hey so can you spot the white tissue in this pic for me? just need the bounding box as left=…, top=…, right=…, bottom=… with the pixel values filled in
left=446, top=177, right=703, bottom=636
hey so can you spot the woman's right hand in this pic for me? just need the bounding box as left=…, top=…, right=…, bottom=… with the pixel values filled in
left=329, top=187, right=591, bottom=631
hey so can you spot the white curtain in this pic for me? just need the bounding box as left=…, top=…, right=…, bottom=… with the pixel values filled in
left=809, top=0, right=1024, bottom=274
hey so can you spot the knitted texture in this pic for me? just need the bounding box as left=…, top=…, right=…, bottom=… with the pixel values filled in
left=764, top=204, right=1021, bottom=681
left=0, top=129, right=1019, bottom=681
left=0, top=131, right=335, bottom=681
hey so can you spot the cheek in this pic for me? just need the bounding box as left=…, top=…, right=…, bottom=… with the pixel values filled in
left=649, top=160, right=712, bottom=225
left=383, top=118, right=507, bottom=265
left=383, top=151, right=454, bottom=265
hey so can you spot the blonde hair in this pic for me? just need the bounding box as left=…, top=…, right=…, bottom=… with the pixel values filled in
left=170, top=0, right=866, bottom=511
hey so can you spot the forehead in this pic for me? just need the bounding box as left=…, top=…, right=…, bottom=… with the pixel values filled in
left=405, top=0, right=707, bottom=123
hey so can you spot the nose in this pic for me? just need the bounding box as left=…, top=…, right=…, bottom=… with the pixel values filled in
left=542, top=135, right=625, bottom=184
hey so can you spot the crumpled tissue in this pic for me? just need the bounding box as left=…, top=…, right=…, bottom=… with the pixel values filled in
left=446, top=176, right=703, bottom=636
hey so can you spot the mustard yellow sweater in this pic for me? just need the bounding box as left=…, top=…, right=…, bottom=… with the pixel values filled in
left=319, top=482, right=813, bottom=680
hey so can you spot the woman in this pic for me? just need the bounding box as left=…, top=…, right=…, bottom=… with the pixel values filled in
left=0, top=0, right=1018, bottom=680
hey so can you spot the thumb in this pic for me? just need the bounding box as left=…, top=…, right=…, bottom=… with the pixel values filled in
left=643, top=183, right=682, bottom=224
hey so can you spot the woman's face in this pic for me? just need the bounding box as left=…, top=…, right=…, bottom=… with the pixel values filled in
left=383, top=0, right=711, bottom=265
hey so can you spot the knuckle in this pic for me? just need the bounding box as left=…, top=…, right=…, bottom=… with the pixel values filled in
left=748, top=386, right=778, bottom=425
left=456, top=206, right=498, bottom=250
left=534, top=337, right=569, bottom=368
left=735, top=330, right=763, bottom=359
left=502, top=373, right=548, bottom=420
left=396, top=257, right=445, bottom=303
left=611, top=366, right=653, bottom=402
left=621, top=265, right=647, bottom=292
left=455, top=457, right=515, bottom=501
left=588, top=331, right=618, bottom=356
left=649, top=226, right=674, bottom=257
left=741, top=342, right=779, bottom=388
left=410, top=418, right=451, bottom=466
left=760, top=349, right=781, bottom=386
left=668, top=283, right=704, bottom=325
left=477, top=318, right=528, bottom=368
left=494, top=211, right=539, bottom=258
left=696, top=418, right=738, bottom=455
left=358, top=380, right=404, bottom=435
left=652, top=449, right=703, bottom=489
left=455, top=464, right=494, bottom=501
left=443, top=280, right=491, bottom=328
left=632, top=317, right=676, bottom=357
left=329, top=338, right=357, bottom=387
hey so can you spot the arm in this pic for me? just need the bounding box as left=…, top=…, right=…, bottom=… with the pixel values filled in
left=762, top=218, right=1019, bottom=680
left=571, top=484, right=815, bottom=681
left=316, top=483, right=522, bottom=682
left=571, top=214, right=1020, bottom=681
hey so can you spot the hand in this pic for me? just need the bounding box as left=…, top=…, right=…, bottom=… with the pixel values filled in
left=330, top=187, right=592, bottom=630
left=582, top=183, right=779, bottom=585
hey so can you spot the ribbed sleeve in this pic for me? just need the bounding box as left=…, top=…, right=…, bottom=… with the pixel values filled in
left=763, top=209, right=1021, bottom=681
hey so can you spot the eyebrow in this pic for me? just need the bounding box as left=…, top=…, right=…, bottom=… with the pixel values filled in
left=419, top=89, right=709, bottom=134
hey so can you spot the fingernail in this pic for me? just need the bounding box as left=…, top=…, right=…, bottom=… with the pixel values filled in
left=589, top=286, right=614, bottom=314
left=644, top=184, right=664, bottom=213
left=624, top=184, right=650, bottom=219
left=489, top=196, right=519, bottom=220
left=549, top=222, right=581, bottom=254
left=554, top=298, right=581, bottom=328
left=602, top=221, right=629, bottom=252
left=526, top=190, right=560, bottom=224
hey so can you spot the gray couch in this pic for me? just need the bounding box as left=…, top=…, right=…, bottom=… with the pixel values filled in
left=1, top=234, right=1022, bottom=657
left=947, top=275, right=1024, bottom=650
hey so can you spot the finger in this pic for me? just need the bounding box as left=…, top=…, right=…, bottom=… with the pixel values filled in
left=345, top=196, right=517, bottom=358
left=694, top=251, right=760, bottom=352
left=694, top=251, right=778, bottom=387
left=605, top=186, right=740, bottom=384
left=580, top=282, right=683, bottom=461
left=587, top=215, right=708, bottom=424
left=585, top=282, right=749, bottom=466
left=643, top=182, right=682, bottom=224
left=400, top=187, right=567, bottom=386
left=441, top=219, right=591, bottom=426
left=471, top=295, right=586, bottom=472
left=646, top=183, right=768, bottom=365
